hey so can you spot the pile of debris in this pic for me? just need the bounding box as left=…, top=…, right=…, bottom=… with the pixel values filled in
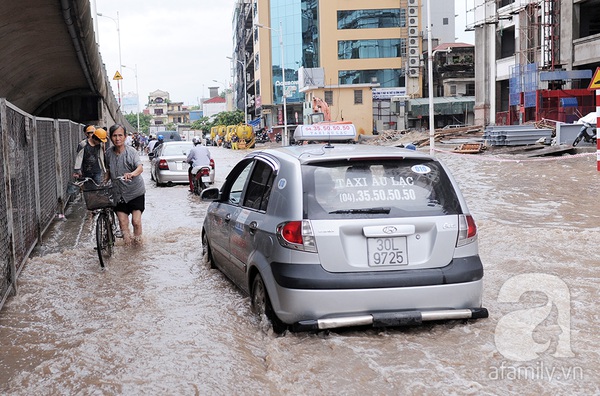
left=361, top=125, right=485, bottom=147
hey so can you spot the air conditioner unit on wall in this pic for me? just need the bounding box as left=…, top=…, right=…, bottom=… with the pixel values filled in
left=408, top=27, right=418, bottom=37
left=408, top=17, right=418, bottom=27
left=409, top=37, right=418, bottom=47
left=408, top=7, right=418, bottom=16
left=409, top=57, right=419, bottom=66
left=409, top=68, right=419, bottom=77
left=408, top=0, right=417, bottom=5
left=409, top=48, right=419, bottom=57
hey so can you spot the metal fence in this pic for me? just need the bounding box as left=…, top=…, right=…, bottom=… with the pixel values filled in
left=0, top=98, right=82, bottom=310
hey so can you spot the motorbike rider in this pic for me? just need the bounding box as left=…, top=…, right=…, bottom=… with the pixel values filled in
left=186, top=137, right=212, bottom=193
left=573, top=122, right=597, bottom=146
left=151, top=134, right=165, bottom=155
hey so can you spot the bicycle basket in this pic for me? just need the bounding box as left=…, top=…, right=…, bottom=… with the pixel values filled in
left=83, top=183, right=115, bottom=210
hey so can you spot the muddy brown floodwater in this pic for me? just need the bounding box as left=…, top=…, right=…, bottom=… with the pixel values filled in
left=0, top=142, right=599, bottom=395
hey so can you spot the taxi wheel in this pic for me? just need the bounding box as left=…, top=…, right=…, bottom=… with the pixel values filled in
left=202, top=232, right=216, bottom=269
left=251, top=273, right=287, bottom=334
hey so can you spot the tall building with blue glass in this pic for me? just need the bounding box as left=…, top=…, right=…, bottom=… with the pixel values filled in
left=232, top=0, right=425, bottom=136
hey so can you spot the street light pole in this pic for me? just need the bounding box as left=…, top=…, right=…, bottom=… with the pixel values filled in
left=122, top=64, right=140, bottom=132
left=212, top=79, right=227, bottom=94
left=97, top=11, right=122, bottom=106
left=254, top=21, right=287, bottom=146
left=227, top=56, right=247, bottom=124
left=426, top=0, right=435, bottom=156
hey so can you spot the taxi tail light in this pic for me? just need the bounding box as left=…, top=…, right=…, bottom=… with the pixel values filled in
left=158, top=159, right=169, bottom=170
left=210, top=159, right=215, bottom=169
left=276, top=220, right=317, bottom=253
left=457, top=214, right=477, bottom=247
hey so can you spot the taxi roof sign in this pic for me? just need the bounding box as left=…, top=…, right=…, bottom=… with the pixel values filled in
left=588, top=67, right=600, bottom=89
left=293, top=123, right=356, bottom=141
left=113, top=71, right=123, bottom=80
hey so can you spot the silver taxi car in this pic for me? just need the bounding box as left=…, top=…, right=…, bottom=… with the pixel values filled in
left=201, top=130, right=487, bottom=333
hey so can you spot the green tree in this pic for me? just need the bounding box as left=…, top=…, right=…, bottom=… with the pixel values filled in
left=124, top=113, right=152, bottom=134
left=191, top=116, right=211, bottom=133
left=210, top=110, right=244, bottom=127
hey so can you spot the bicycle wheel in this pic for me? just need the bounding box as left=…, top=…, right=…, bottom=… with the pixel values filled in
left=96, top=211, right=114, bottom=268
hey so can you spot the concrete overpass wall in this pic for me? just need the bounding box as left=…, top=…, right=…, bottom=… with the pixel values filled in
left=0, top=0, right=132, bottom=131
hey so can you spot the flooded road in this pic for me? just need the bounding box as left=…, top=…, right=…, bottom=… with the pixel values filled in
left=1, top=143, right=599, bottom=395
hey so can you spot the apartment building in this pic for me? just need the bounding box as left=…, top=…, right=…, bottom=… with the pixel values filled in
left=233, top=0, right=438, bottom=135
left=147, top=89, right=170, bottom=127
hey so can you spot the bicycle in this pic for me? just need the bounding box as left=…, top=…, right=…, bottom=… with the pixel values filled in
left=72, top=177, right=122, bottom=268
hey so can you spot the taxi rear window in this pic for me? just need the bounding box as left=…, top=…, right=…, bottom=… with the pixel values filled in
left=162, top=143, right=191, bottom=156
left=302, top=159, right=462, bottom=219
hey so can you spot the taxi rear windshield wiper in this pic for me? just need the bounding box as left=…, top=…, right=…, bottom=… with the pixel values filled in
left=329, top=207, right=391, bottom=214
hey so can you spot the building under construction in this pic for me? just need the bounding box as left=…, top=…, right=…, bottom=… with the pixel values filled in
left=468, top=0, right=600, bottom=126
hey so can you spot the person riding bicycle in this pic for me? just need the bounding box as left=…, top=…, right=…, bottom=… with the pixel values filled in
left=186, top=137, right=212, bottom=193
left=73, top=127, right=109, bottom=185
left=105, top=124, right=145, bottom=245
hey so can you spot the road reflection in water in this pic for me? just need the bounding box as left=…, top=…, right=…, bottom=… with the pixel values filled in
left=0, top=146, right=598, bottom=395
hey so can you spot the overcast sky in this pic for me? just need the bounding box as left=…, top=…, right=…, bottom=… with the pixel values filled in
left=93, top=0, right=474, bottom=108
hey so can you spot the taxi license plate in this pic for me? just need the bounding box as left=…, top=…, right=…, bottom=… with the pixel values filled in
left=367, top=237, right=408, bottom=266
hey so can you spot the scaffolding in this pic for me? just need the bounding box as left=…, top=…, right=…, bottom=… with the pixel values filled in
left=520, top=0, right=560, bottom=70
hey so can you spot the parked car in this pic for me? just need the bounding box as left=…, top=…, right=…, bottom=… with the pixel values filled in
left=150, top=141, right=216, bottom=187
left=150, top=141, right=193, bottom=186
left=201, top=132, right=488, bottom=333
left=158, top=131, right=182, bottom=141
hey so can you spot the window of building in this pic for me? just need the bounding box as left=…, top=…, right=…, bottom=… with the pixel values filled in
left=498, top=0, right=515, bottom=7
left=450, top=85, right=457, bottom=95
left=499, top=26, right=515, bottom=59
left=338, top=69, right=405, bottom=88
left=255, top=53, right=259, bottom=70
left=155, top=109, right=163, bottom=115
left=324, top=91, right=333, bottom=106
left=302, top=0, right=319, bottom=68
left=338, top=39, right=404, bottom=60
left=443, top=18, right=448, bottom=25
left=338, top=9, right=403, bottom=29
left=579, top=1, right=600, bottom=38
left=466, top=83, right=475, bottom=96
left=256, top=80, right=261, bottom=97
left=354, top=90, right=363, bottom=104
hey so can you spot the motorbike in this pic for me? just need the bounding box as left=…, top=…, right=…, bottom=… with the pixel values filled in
left=572, top=122, right=597, bottom=146
left=190, top=161, right=213, bottom=195
left=255, top=130, right=270, bottom=143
